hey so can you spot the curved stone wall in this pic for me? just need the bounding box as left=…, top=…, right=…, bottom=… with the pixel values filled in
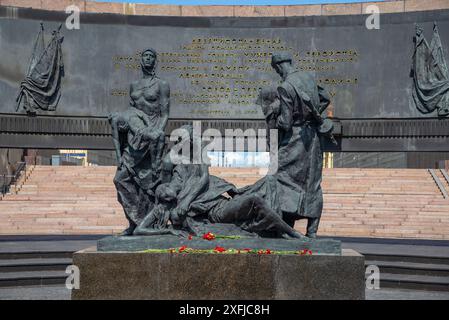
left=1, top=0, right=449, bottom=17
left=1, top=2, right=449, bottom=120
left=1, top=0, right=449, bottom=153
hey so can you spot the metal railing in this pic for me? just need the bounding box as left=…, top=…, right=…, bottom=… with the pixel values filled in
left=428, top=169, right=449, bottom=199
left=1, top=161, right=27, bottom=198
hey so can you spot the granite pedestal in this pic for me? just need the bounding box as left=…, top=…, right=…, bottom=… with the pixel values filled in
left=97, top=234, right=342, bottom=254
left=71, top=245, right=365, bottom=300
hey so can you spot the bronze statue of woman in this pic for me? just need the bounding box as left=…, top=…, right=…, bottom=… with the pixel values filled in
left=110, top=48, right=170, bottom=235
left=129, top=48, right=170, bottom=171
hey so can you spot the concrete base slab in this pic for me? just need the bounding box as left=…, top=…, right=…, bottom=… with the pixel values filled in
left=71, top=247, right=365, bottom=300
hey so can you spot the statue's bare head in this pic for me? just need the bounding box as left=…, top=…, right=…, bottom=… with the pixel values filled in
left=141, top=48, right=157, bottom=76
left=155, top=183, right=177, bottom=204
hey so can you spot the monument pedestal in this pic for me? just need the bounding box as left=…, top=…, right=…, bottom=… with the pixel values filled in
left=71, top=247, right=365, bottom=300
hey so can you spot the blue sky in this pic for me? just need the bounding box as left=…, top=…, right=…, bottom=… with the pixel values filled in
left=97, top=0, right=386, bottom=5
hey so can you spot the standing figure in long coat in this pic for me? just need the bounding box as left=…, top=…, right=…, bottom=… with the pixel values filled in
left=258, top=52, right=331, bottom=238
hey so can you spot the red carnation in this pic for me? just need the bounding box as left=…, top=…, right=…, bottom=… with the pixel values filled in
left=214, top=246, right=226, bottom=253
left=179, top=245, right=188, bottom=253
left=188, top=234, right=193, bottom=240
left=203, top=232, right=216, bottom=241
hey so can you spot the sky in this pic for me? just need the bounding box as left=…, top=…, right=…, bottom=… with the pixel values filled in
left=97, top=0, right=386, bottom=6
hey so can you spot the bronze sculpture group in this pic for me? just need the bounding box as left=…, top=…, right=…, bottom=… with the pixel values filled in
left=109, top=48, right=334, bottom=239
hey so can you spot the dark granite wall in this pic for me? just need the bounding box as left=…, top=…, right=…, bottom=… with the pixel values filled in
left=0, top=7, right=448, bottom=120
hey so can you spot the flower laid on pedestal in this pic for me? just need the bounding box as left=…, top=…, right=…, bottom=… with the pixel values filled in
left=141, top=247, right=313, bottom=255
left=201, top=232, right=244, bottom=240
left=140, top=231, right=314, bottom=255
left=213, top=246, right=226, bottom=253
left=202, top=232, right=216, bottom=241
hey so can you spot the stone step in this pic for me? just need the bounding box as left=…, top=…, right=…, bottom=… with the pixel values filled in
left=2, top=166, right=448, bottom=238
left=0, top=270, right=68, bottom=287
left=362, top=252, right=449, bottom=265
left=379, top=273, right=449, bottom=292
left=366, top=260, right=449, bottom=277
left=0, top=258, right=72, bottom=272
left=0, top=250, right=73, bottom=260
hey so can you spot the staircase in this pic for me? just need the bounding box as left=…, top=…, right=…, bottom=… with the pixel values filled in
left=0, top=237, right=448, bottom=295
left=0, top=166, right=448, bottom=240
left=318, top=168, right=449, bottom=240
left=0, top=253, right=70, bottom=287
left=434, top=169, right=449, bottom=197
left=372, top=260, right=449, bottom=291
left=343, top=239, right=449, bottom=292
left=0, top=166, right=126, bottom=235
left=0, top=237, right=97, bottom=290
left=212, top=167, right=449, bottom=240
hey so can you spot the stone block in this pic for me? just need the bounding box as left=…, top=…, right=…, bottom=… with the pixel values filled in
left=405, top=0, right=449, bottom=12
left=362, top=1, right=404, bottom=14
left=41, top=0, right=85, bottom=12
left=85, top=1, right=123, bottom=14
left=72, top=247, right=365, bottom=300
left=322, top=3, right=362, bottom=15
left=1, top=0, right=41, bottom=9
left=135, top=4, right=181, bottom=16
left=181, top=5, right=233, bottom=17
left=285, top=5, right=322, bottom=16
left=234, top=5, right=285, bottom=17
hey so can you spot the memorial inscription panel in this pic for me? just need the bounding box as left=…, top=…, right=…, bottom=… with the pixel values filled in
left=111, top=39, right=357, bottom=118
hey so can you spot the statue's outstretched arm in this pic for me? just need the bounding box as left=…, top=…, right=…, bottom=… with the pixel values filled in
left=133, top=227, right=185, bottom=237
left=133, top=207, right=158, bottom=235
left=134, top=209, right=187, bottom=237
left=133, top=205, right=177, bottom=236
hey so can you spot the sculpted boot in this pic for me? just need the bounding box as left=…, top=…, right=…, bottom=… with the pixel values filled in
left=306, top=217, right=320, bottom=238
